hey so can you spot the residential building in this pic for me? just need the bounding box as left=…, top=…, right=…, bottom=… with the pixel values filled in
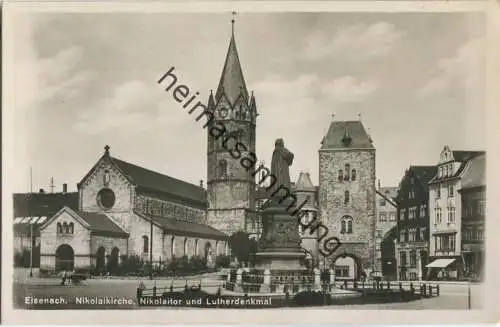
left=459, top=153, right=485, bottom=281
left=395, top=165, right=437, bottom=281
left=375, top=183, right=398, bottom=279
left=427, top=146, right=484, bottom=280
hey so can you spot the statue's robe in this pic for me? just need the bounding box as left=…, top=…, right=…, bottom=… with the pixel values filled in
left=270, top=145, right=294, bottom=195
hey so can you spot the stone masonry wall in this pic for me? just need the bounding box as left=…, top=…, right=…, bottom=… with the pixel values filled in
left=319, top=149, right=376, bottom=272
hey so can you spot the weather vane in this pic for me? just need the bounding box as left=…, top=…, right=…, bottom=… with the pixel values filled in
left=231, top=11, right=237, bottom=33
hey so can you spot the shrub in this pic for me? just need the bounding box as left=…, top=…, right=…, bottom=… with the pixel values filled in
left=190, top=255, right=207, bottom=272
left=215, top=255, right=231, bottom=269
left=118, top=255, right=144, bottom=275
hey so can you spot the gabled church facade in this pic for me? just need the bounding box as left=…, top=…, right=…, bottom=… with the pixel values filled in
left=39, top=146, right=228, bottom=272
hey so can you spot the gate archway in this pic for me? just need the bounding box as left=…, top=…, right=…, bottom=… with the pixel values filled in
left=55, top=244, right=74, bottom=272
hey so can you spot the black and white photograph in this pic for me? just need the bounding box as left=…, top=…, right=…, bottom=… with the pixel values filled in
left=2, top=1, right=499, bottom=324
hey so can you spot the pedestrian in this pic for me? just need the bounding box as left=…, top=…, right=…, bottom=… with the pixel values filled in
left=61, top=269, right=67, bottom=286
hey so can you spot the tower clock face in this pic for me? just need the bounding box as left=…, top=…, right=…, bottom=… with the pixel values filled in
left=97, top=188, right=116, bottom=210
left=219, top=107, right=228, bottom=118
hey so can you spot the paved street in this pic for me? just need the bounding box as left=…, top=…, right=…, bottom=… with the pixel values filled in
left=13, top=272, right=484, bottom=310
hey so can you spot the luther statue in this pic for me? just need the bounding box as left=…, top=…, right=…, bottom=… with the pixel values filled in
left=270, top=138, right=294, bottom=194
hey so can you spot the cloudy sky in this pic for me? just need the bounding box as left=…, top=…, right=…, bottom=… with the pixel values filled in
left=8, top=11, right=485, bottom=193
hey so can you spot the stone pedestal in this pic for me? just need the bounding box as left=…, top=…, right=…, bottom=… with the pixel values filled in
left=255, top=197, right=306, bottom=270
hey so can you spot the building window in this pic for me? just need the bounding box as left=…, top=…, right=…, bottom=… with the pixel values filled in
left=420, top=228, right=427, bottom=241
left=477, top=200, right=486, bottom=215
left=415, top=228, right=421, bottom=241
left=97, top=188, right=116, bottom=210
left=103, top=170, right=110, bottom=186
left=449, top=164, right=453, bottom=176
left=218, top=160, right=228, bottom=179
left=389, top=212, right=396, bottom=221
left=448, top=206, right=456, bottom=223
left=351, top=169, right=357, bottom=181
left=409, top=207, right=415, bottom=219
left=477, top=228, right=484, bottom=241
left=344, top=164, right=350, bottom=181
left=436, top=186, right=441, bottom=198
left=400, top=251, right=407, bottom=267
left=410, top=177, right=415, bottom=185
left=69, top=222, right=74, bottom=234
left=379, top=213, right=387, bottom=222
left=399, top=229, right=405, bottom=243
left=194, top=239, right=199, bottom=256
left=420, top=204, right=427, bottom=218
left=57, top=222, right=62, bottom=234
left=448, top=185, right=454, bottom=197
left=344, top=191, right=350, bottom=205
left=410, top=250, right=417, bottom=267
left=439, top=166, right=443, bottom=178
left=143, top=235, right=149, bottom=253
left=340, top=216, right=353, bottom=234
left=379, top=198, right=386, bottom=206
left=338, top=170, right=343, bottom=182
left=436, top=207, right=442, bottom=224
left=400, top=208, right=407, bottom=220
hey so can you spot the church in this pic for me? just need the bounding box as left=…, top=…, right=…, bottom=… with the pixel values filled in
left=15, top=21, right=377, bottom=278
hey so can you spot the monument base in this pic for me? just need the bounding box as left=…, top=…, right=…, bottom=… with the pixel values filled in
left=255, top=252, right=307, bottom=270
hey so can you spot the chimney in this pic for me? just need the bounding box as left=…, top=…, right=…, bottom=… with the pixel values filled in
left=62, top=183, right=68, bottom=194
left=199, top=180, right=204, bottom=188
left=39, top=188, right=45, bottom=194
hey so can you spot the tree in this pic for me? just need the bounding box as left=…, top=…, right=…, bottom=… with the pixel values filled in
left=229, top=231, right=258, bottom=267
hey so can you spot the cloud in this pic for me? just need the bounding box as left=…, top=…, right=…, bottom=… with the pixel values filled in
left=321, top=76, right=378, bottom=103
left=303, top=22, right=404, bottom=61
left=418, top=37, right=485, bottom=96
left=73, top=79, right=193, bottom=134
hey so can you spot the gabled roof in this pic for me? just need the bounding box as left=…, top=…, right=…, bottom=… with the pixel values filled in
left=110, top=156, right=206, bottom=205
left=136, top=211, right=227, bottom=240
left=320, top=121, right=374, bottom=150
left=215, top=31, right=248, bottom=106
left=39, top=207, right=128, bottom=238
left=74, top=210, right=128, bottom=237
left=452, top=151, right=485, bottom=162
left=411, top=166, right=437, bottom=187
left=13, top=192, right=79, bottom=218
left=460, top=153, right=486, bottom=189
left=78, top=149, right=207, bottom=207
left=295, top=172, right=315, bottom=192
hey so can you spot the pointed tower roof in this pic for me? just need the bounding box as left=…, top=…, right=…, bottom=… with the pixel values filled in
left=321, top=121, right=374, bottom=149
left=215, top=24, right=249, bottom=106
left=295, top=172, right=315, bottom=192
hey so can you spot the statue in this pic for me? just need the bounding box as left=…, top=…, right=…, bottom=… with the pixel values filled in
left=270, top=138, right=294, bottom=195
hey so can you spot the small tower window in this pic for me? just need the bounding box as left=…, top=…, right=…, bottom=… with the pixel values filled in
left=63, top=222, right=69, bottom=234
left=218, top=160, right=228, bottom=179
left=338, top=170, right=343, bottom=182
left=344, top=191, right=350, bottom=205
left=340, top=216, right=353, bottom=234
left=347, top=220, right=353, bottom=233
left=344, top=164, right=350, bottom=181
left=351, top=169, right=356, bottom=181
left=341, top=220, right=346, bottom=234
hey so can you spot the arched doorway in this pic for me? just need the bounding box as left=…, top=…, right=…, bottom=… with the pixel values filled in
left=332, top=254, right=361, bottom=280
left=55, top=244, right=74, bottom=272
left=96, top=247, right=106, bottom=275
left=108, top=247, right=119, bottom=274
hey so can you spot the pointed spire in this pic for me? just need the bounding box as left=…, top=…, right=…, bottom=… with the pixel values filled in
left=215, top=17, right=248, bottom=106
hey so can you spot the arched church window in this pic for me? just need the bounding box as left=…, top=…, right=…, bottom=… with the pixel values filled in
left=344, top=164, right=350, bottom=181
left=341, top=220, right=346, bottom=234
left=104, top=170, right=110, bottom=186
left=69, top=222, right=74, bottom=234
left=338, top=170, right=343, bottom=182
left=344, top=191, right=350, bottom=205
left=63, top=222, right=69, bottom=234
left=351, top=169, right=357, bottom=181
left=195, top=239, right=199, bottom=256
left=57, top=222, right=62, bottom=234
left=143, top=235, right=149, bottom=253
left=183, top=238, right=188, bottom=256
left=341, top=215, right=353, bottom=234
left=171, top=236, right=176, bottom=257
left=218, top=160, right=228, bottom=179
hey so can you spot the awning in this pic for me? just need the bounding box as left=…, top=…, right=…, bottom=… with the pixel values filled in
left=426, top=258, right=456, bottom=268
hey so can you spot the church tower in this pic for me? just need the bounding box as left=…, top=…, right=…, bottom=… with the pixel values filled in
left=318, top=119, right=376, bottom=278
left=206, top=20, right=257, bottom=236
